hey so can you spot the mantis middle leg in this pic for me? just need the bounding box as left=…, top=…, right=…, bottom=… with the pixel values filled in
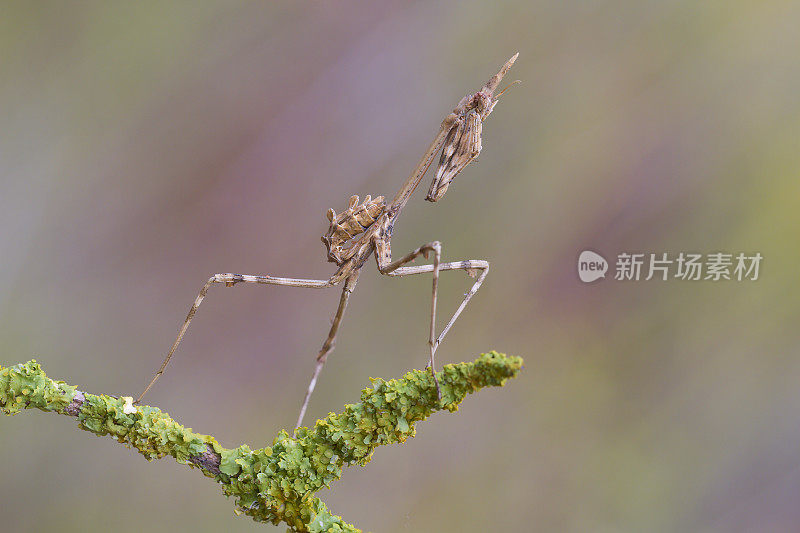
left=376, top=239, right=490, bottom=400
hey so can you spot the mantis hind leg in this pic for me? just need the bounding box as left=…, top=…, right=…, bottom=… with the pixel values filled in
left=136, top=273, right=333, bottom=405
left=294, top=272, right=359, bottom=433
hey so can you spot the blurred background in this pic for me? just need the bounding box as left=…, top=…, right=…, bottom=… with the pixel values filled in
left=1, top=2, right=799, bottom=532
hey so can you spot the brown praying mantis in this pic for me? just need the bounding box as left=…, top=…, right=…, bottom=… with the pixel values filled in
left=135, top=53, right=520, bottom=432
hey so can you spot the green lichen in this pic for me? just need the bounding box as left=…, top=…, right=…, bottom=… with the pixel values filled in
left=1, top=351, right=522, bottom=532
left=0, top=360, right=76, bottom=414
left=77, top=395, right=216, bottom=463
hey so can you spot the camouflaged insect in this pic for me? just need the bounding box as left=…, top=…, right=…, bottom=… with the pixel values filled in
left=136, top=54, right=519, bottom=434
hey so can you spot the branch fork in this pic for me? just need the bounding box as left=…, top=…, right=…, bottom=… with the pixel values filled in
left=1, top=351, right=522, bottom=532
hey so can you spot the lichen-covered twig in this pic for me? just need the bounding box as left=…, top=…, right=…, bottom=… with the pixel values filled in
left=1, top=351, right=522, bottom=532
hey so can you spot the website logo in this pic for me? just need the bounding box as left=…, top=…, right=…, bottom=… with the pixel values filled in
left=578, top=250, right=608, bottom=283
left=578, top=251, right=762, bottom=283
